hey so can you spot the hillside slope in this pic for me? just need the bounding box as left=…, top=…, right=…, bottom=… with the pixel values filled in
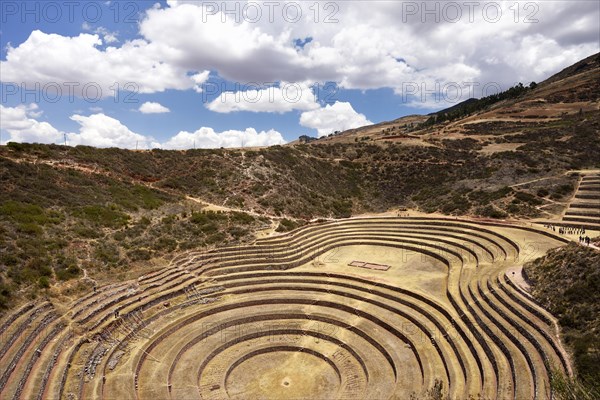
left=312, top=52, right=599, bottom=144
left=0, top=53, right=599, bottom=309
left=525, top=244, right=600, bottom=390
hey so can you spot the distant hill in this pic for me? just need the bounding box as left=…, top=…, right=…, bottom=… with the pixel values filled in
left=306, top=52, right=599, bottom=144
left=428, top=97, right=479, bottom=116
left=543, top=52, right=600, bottom=85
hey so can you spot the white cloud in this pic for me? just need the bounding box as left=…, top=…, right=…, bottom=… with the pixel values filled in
left=0, top=0, right=600, bottom=103
left=161, top=127, right=286, bottom=149
left=94, top=27, right=119, bottom=44
left=0, top=104, right=62, bottom=144
left=300, top=102, right=372, bottom=137
left=206, top=82, right=320, bottom=113
left=68, top=113, right=159, bottom=149
left=0, top=1, right=597, bottom=106
left=139, top=101, right=170, bottom=114
left=139, top=0, right=598, bottom=95
left=138, top=3, right=323, bottom=84
left=82, top=23, right=119, bottom=44
left=1, top=104, right=284, bottom=149
left=24, top=103, right=43, bottom=118
left=0, top=30, right=193, bottom=97
left=191, top=70, right=210, bottom=93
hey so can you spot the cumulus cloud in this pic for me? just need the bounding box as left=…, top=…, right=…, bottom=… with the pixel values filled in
left=83, top=24, right=119, bottom=44
left=68, top=114, right=159, bottom=149
left=0, top=1, right=597, bottom=104
left=161, top=127, right=286, bottom=149
left=191, top=70, right=211, bottom=93
left=1, top=104, right=285, bottom=149
left=300, top=102, right=372, bottom=137
left=0, top=31, right=193, bottom=97
left=206, top=82, right=320, bottom=113
left=0, top=104, right=63, bottom=144
left=139, top=101, right=170, bottom=114
left=96, top=27, right=119, bottom=44
left=140, top=0, right=599, bottom=95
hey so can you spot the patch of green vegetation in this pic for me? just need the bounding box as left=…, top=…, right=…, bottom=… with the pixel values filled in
left=0, top=278, right=13, bottom=310
left=549, top=367, right=600, bottom=400
left=468, top=187, right=513, bottom=205
left=37, top=276, right=50, bottom=289
left=55, top=256, right=81, bottom=281
left=230, top=211, right=255, bottom=225
left=514, top=191, right=543, bottom=206
left=476, top=205, right=508, bottom=219
left=537, top=188, right=550, bottom=197
left=276, top=218, right=304, bottom=233
left=525, top=244, right=600, bottom=387
left=127, top=248, right=153, bottom=261
left=0, top=201, right=62, bottom=225
left=420, top=82, right=536, bottom=128
left=440, top=193, right=471, bottom=215
left=108, top=184, right=164, bottom=210
left=551, top=184, right=575, bottom=200
left=94, top=242, right=121, bottom=267
left=73, top=205, right=130, bottom=228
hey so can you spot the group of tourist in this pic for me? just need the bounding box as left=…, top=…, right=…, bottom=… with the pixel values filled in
left=559, top=226, right=586, bottom=235
left=543, top=224, right=586, bottom=236
left=543, top=224, right=594, bottom=246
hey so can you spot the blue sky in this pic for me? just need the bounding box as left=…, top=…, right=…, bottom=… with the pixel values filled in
left=1, top=1, right=598, bottom=148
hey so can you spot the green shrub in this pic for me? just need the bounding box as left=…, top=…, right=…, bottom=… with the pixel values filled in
left=0, top=280, right=13, bottom=310
left=153, top=236, right=177, bottom=252
left=72, top=225, right=102, bottom=238
left=55, top=265, right=81, bottom=281
left=127, top=248, right=152, bottom=261
left=205, top=232, right=226, bottom=244
left=0, top=201, right=53, bottom=224
left=276, top=218, right=302, bottom=232
left=537, top=188, right=550, bottom=197
left=551, top=184, right=575, bottom=199
left=55, top=256, right=81, bottom=281
left=230, top=212, right=255, bottom=225
left=476, top=205, right=508, bottom=219
left=6, top=142, right=28, bottom=151
left=94, top=242, right=121, bottom=265
left=73, top=205, right=130, bottom=228
left=468, top=187, right=513, bottom=205
left=38, top=276, right=50, bottom=288
left=17, top=222, right=43, bottom=236
left=514, top=191, right=543, bottom=205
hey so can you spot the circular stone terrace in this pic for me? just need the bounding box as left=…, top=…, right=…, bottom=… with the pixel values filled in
left=0, top=216, right=581, bottom=400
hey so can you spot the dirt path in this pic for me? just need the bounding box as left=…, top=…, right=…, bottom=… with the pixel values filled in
left=4, top=153, right=309, bottom=227
left=81, top=268, right=97, bottom=286
left=510, top=175, right=556, bottom=188
left=508, top=169, right=600, bottom=190
left=505, top=265, right=531, bottom=292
